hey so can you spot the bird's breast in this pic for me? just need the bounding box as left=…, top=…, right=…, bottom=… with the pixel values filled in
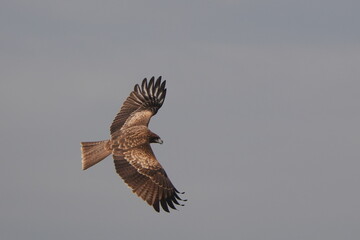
left=111, top=127, right=150, bottom=150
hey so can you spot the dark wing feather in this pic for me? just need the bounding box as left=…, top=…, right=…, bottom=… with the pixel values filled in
left=113, top=147, right=185, bottom=212
left=110, top=77, right=166, bottom=135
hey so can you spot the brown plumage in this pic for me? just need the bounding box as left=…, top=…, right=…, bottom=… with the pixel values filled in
left=81, top=76, right=185, bottom=212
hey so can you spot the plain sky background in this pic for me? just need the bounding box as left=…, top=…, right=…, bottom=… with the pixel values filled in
left=1, top=1, right=359, bottom=239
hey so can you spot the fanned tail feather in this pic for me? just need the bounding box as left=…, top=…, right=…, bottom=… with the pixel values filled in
left=81, top=140, right=111, bottom=170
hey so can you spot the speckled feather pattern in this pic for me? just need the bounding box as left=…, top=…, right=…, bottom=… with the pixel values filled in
left=107, top=77, right=185, bottom=212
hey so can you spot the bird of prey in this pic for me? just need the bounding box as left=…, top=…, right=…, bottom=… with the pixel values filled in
left=81, top=76, right=185, bottom=212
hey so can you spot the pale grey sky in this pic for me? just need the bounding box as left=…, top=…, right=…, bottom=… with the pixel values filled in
left=1, top=1, right=360, bottom=240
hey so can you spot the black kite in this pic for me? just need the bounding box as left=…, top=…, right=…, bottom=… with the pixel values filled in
left=81, top=77, right=185, bottom=212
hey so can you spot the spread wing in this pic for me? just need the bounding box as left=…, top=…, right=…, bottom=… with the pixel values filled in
left=110, top=76, right=166, bottom=135
left=113, top=145, right=185, bottom=212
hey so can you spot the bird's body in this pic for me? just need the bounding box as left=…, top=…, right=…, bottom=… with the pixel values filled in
left=81, top=77, right=185, bottom=212
left=113, top=125, right=157, bottom=150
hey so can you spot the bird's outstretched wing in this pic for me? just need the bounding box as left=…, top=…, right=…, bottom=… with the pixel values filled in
left=113, top=145, right=186, bottom=212
left=110, top=76, right=166, bottom=135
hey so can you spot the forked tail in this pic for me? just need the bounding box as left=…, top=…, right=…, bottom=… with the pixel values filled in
left=81, top=140, right=112, bottom=170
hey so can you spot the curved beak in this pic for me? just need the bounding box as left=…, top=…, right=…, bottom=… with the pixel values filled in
left=156, top=138, right=163, bottom=144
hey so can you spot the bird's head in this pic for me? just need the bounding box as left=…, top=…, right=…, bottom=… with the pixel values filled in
left=149, top=132, right=163, bottom=144
left=152, top=137, right=163, bottom=144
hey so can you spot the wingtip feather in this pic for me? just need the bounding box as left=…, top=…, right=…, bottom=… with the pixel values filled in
left=160, top=199, right=170, bottom=213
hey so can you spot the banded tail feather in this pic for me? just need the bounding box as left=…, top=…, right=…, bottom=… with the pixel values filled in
left=81, top=140, right=111, bottom=170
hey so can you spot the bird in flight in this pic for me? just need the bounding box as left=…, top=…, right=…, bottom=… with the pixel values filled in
left=81, top=76, right=185, bottom=212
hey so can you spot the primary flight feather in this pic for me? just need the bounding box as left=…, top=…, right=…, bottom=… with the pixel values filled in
left=81, top=76, right=185, bottom=212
